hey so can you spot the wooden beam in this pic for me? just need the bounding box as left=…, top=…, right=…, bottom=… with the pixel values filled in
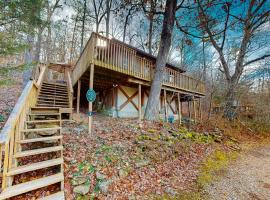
left=89, top=64, right=94, bottom=136
left=178, top=93, right=182, bottom=126
left=199, top=98, right=202, bottom=121
left=76, top=80, right=81, bottom=114
left=138, top=84, right=142, bottom=121
left=164, top=89, right=168, bottom=122
left=188, top=100, right=191, bottom=120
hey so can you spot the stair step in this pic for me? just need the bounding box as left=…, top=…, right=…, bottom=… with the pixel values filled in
left=40, top=88, right=68, bottom=93
left=39, top=94, right=68, bottom=98
left=21, top=127, right=61, bottom=133
left=42, top=83, right=67, bottom=88
left=38, top=97, right=69, bottom=101
left=14, top=146, right=63, bottom=158
left=37, top=104, right=68, bottom=108
left=26, top=119, right=61, bottom=123
left=31, top=107, right=60, bottom=110
left=41, top=86, right=67, bottom=91
left=37, top=102, right=69, bottom=105
left=38, top=99, right=69, bottom=103
left=7, top=158, right=63, bottom=176
left=40, top=89, right=68, bottom=94
left=0, top=173, right=64, bottom=199
left=40, top=91, right=68, bottom=96
left=28, top=113, right=60, bottom=116
left=17, top=135, right=62, bottom=143
left=43, top=81, right=67, bottom=87
left=38, top=191, right=65, bottom=200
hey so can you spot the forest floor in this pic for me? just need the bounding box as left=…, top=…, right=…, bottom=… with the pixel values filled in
left=61, top=113, right=254, bottom=200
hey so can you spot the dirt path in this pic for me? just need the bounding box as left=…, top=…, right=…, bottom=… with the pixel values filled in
left=206, top=146, right=270, bottom=200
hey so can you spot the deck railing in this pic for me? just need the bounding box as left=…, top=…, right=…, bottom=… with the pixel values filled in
left=72, top=33, right=205, bottom=94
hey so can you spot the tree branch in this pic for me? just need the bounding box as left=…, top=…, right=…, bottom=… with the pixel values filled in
left=176, top=0, right=185, bottom=11
left=221, top=3, right=230, bottom=50
left=243, top=54, right=270, bottom=67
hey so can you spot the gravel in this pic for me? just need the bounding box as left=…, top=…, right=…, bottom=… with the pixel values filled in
left=206, top=146, right=270, bottom=200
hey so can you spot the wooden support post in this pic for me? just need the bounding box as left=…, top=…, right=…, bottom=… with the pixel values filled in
left=89, top=64, right=94, bottom=136
left=164, top=89, right=168, bottom=121
left=177, top=93, right=182, bottom=126
left=188, top=100, right=191, bottom=120
left=193, top=96, right=197, bottom=123
left=76, top=79, right=81, bottom=114
left=199, top=98, right=202, bottom=121
left=138, top=84, right=142, bottom=121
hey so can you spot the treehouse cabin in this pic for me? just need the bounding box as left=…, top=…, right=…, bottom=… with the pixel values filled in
left=0, top=32, right=205, bottom=199
left=73, top=33, right=205, bottom=120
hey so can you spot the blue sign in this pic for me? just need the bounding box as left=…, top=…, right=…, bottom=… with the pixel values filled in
left=86, top=89, right=96, bottom=102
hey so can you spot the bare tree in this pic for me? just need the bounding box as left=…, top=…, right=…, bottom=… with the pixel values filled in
left=195, top=0, right=270, bottom=120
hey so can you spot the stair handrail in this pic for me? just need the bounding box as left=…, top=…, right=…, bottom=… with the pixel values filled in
left=0, top=63, right=48, bottom=189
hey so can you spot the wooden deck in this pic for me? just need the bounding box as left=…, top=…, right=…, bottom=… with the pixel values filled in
left=72, top=33, right=205, bottom=95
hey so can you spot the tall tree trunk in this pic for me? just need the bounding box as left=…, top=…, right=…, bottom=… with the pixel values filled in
left=144, top=0, right=177, bottom=121
left=23, top=34, right=34, bottom=86
left=123, top=13, right=129, bottom=42
left=69, top=14, right=78, bottom=63
left=95, top=19, right=99, bottom=33
left=34, top=27, right=42, bottom=63
left=80, top=0, right=87, bottom=53
left=46, top=23, right=52, bottom=63
left=148, top=15, right=153, bottom=54
left=105, top=0, right=110, bottom=37
left=202, top=39, right=207, bottom=81
left=224, top=78, right=238, bottom=120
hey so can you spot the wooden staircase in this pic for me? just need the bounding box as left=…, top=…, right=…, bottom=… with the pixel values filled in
left=37, top=82, right=69, bottom=108
left=0, top=107, right=65, bottom=199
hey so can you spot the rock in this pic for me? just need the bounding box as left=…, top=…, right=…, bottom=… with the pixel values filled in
left=72, top=177, right=87, bottom=186
left=73, top=184, right=90, bottom=195
left=74, top=126, right=85, bottom=134
left=99, top=180, right=112, bottom=194
left=118, top=169, right=129, bottom=178
left=135, top=160, right=149, bottom=168
left=165, top=187, right=177, bottom=196
left=128, top=195, right=136, bottom=200
left=96, top=171, right=106, bottom=180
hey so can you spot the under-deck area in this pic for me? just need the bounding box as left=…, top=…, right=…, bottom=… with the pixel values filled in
left=74, top=64, right=203, bottom=121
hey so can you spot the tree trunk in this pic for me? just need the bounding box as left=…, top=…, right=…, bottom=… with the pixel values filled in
left=69, top=13, right=78, bottom=63
left=123, top=13, right=129, bottom=42
left=224, top=79, right=237, bottom=120
left=148, top=15, right=153, bottom=54
left=23, top=34, right=34, bottom=86
left=80, top=0, right=87, bottom=53
left=95, top=19, right=99, bottom=33
left=105, top=0, right=110, bottom=37
left=34, top=27, right=42, bottom=62
left=144, top=0, right=177, bottom=121
left=46, top=23, right=52, bottom=63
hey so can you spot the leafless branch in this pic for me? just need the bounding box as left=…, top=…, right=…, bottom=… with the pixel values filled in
left=244, top=54, right=270, bottom=67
